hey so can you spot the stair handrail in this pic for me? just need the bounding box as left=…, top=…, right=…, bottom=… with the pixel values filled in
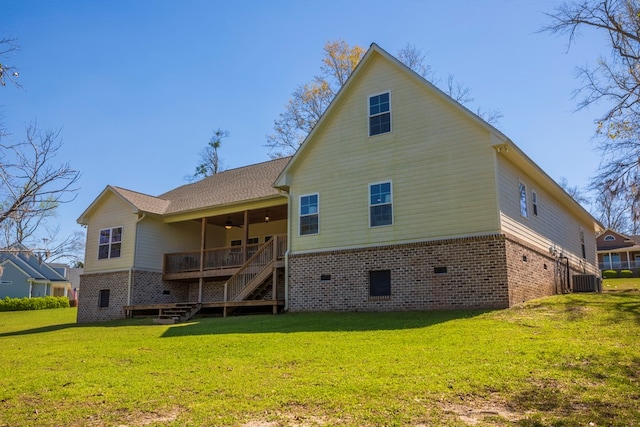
left=225, top=235, right=278, bottom=301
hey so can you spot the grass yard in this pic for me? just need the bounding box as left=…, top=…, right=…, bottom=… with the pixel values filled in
left=0, top=292, right=639, bottom=426
left=603, top=276, right=640, bottom=292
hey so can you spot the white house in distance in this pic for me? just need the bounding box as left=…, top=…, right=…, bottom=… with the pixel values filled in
left=76, top=44, right=602, bottom=324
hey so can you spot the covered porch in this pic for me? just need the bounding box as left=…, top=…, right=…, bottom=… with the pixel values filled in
left=142, top=203, right=289, bottom=321
left=162, top=204, right=288, bottom=280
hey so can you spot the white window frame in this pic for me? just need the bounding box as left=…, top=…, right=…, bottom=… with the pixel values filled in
left=368, top=91, right=392, bottom=136
left=299, top=193, right=319, bottom=236
left=369, top=180, right=393, bottom=227
left=580, top=227, right=586, bottom=259
left=604, top=235, right=615, bottom=241
left=98, top=226, right=123, bottom=260
left=518, top=181, right=528, bottom=218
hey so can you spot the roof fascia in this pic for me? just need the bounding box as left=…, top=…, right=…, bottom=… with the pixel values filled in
left=162, top=194, right=288, bottom=223
left=494, top=140, right=603, bottom=232
left=77, top=185, right=140, bottom=225
left=0, top=258, right=34, bottom=278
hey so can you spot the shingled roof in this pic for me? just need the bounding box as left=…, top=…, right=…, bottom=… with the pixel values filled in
left=159, top=157, right=290, bottom=215
left=79, top=157, right=291, bottom=224
left=110, top=186, right=170, bottom=215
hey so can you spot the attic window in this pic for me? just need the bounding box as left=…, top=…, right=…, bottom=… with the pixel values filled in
left=369, top=92, right=391, bottom=136
left=604, top=235, right=615, bottom=241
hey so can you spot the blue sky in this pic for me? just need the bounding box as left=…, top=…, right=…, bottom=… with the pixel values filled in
left=1, top=0, right=609, bottom=259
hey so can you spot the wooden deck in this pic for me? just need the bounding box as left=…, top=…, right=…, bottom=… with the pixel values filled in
left=124, top=299, right=285, bottom=319
left=162, top=234, right=287, bottom=281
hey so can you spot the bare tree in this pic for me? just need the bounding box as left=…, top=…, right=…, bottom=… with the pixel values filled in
left=558, top=176, right=591, bottom=207
left=0, top=123, right=81, bottom=239
left=0, top=38, right=20, bottom=88
left=190, top=128, right=228, bottom=180
left=266, top=40, right=365, bottom=158
left=266, top=41, right=502, bottom=158
left=542, top=0, right=640, bottom=212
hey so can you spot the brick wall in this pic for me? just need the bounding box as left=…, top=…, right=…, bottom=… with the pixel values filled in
left=504, top=237, right=557, bottom=305
left=130, top=270, right=190, bottom=304
left=77, top=271, right=129, bottom=323
left=288, top=235, right=511, bottom=312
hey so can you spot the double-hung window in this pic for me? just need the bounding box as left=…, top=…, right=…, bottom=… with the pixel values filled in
left=369, top=92, right=391, bottom=136
left=98, top=227, right=122, bottom=259
left=519, top=182, right=528, bottom=218
left=300, top=194, right=319, bottom=235
left=370, top=182, right=393, bottom=227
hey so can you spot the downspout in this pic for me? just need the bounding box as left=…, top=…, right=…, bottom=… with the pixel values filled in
left=128, top=212, right=146, bottom=305
left=281, top=189, right=292, bottom=312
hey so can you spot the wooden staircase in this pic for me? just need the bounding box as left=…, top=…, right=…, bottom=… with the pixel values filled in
left=153, top=302, right=201, bottom=324
left=222, top=237, right=281, bottom=316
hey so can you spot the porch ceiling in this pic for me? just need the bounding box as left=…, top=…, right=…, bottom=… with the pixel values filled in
left=204, top=204, right=288, bottom=227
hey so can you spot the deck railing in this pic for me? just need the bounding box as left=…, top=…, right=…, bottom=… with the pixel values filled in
left=225, top=235, right=279, bottom=301
left=163, top=235, right=287, bottom=275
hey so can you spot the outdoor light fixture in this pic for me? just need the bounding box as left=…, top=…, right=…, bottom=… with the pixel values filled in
left=265, top=210, right=270, bottom=223
left=224, top=217, right=234, bottom=230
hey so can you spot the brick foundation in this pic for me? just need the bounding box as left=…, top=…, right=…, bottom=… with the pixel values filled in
left=77, top=271, right=130, bottom=323
left=288, top=235, right=511, bottom=312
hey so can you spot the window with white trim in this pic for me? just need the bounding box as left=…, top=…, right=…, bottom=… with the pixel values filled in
left=519, top=182, right=528, bottom=218
left=300, top=194, right=319, bottom=235
left=580, top=228, right=586, bottom=259
left=532, top=191, right=538, bottom=216
left=604, top=235, right=615, bottom=241
left=370, top=182, right=393, bottom=227
left=98, top=227, right=122, bottom=259
left=369, top=92, right=391, bottom=136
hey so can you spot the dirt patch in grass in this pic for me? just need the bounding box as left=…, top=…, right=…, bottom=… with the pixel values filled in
left=439, top=394, right=529, bottom=426
left=110, top=406, right=184, bottom=427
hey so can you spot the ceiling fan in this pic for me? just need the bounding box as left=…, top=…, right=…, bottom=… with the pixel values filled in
left=224, top=216, right=243, bottom=230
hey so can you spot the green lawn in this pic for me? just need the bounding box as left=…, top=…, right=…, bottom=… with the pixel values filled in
left=603, top=277, right=640, bottom=292
left=0, top=293, right=638, bottom=426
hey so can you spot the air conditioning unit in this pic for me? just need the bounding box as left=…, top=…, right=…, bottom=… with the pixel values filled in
left=572, top=274, right=601, bottom=293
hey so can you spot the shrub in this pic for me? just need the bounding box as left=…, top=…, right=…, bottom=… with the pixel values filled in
left=602, top=270, right=618, bottom=279
left=620, top=269, right=634, bottom=278
left=0, top=296, right=70, bottom=312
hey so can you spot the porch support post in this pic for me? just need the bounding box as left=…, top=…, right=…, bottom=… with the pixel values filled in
left=198, top=218, right=206, bottom=303
left=243, top=210, right=249, bottom=263
left=272, top=235, right=277, bottom=314
left=627, top=250, right=631, bottom=269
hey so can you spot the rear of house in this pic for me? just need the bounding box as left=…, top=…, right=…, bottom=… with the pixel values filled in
left=275, top=44, right=601, bottom=312
left=76, top=43, right=602, bottom=323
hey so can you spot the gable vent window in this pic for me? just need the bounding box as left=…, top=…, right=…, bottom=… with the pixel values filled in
left=369, top=92, right=391, bottom=136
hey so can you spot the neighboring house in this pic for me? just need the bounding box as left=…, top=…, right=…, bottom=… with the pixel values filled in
left=596, top=228, right=640, bottom=274
left=0, top=243, right=73, bottom=299
left=76, top=43, right=602, bottom=323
